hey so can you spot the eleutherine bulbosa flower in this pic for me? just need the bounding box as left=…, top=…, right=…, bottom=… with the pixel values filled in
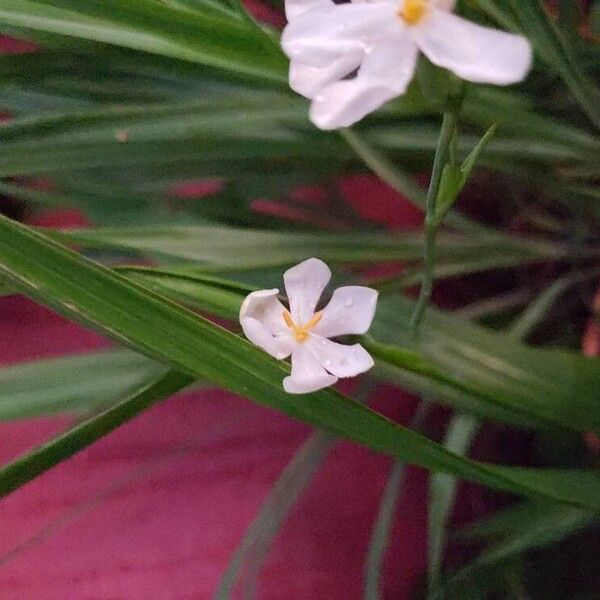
left=281, top=0, right=533, bottom=129
left=240, top=258, right=378, bottom=393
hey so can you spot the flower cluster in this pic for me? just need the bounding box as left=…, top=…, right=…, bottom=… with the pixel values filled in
left=240, top=258, right=378, bottom=393
left=281, top=0, right=533, bottom=129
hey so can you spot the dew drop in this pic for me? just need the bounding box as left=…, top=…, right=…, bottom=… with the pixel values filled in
left=344, top=297, right=354, bottom=308
left=324, top=359, right=332, bottom=367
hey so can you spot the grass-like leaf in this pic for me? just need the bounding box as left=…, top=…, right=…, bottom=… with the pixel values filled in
left=0, top=369, right=193, bottom=496
left=2, top=214, right=600, bottom=508
left=0, top=0, right=287, bottom=83
left=0, top=349, right=168, bottom=420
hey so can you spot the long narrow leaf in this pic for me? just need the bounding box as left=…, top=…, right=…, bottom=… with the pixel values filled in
left=2, top=215, right=600, bottom=508
left=0, top=369, right=193, bottom=496
left=0, top=349, right=167, bottom=420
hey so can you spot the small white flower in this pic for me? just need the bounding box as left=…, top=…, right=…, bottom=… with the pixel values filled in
left=240, top=258, right=378, bottom=394
left=281, top=0, right=533, bottom=129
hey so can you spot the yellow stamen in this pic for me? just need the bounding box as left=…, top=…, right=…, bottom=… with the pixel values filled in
left=398, top=0, right=428, bottom=25
left=282, top=309, right=323, bottom=343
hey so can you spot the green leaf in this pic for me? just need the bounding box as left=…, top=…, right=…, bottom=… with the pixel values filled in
left=0, top=0, right=287, bottom=83
left=0, top=349, right=168, bottom=420
left=364, top=401, right=430, bottom=600
left=479, top=0, right=600, bottom=129
left=119, top=266, right=600, bottom=438
left=428, top=413, right=480, bottom=591
left=214, top=431, right=336, bottom=599
left=367, top=296, right=600, bottom=435
left=116, top=267, right=255, bottom=319
left=56, top=224, right=560, bottom=271
left=3, top=215, right=600, bottom=509
left=0, top=369, right=194, bottom=496
left=434, top=502, right=596, bottom=599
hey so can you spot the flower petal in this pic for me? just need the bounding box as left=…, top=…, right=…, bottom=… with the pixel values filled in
left=240, top=289, right=294, bottom=359
left=285, top=0, right=332, bottom=22
left=240, top=289, right=288, bottom=334
left=289, top=52, right=362, bottom=99
left=309, top=36, right=419, bottom=129
left=433, top=0, right=455, bottom=11
left=281, top=4, right=392, bottom=68
left=241, top=317, right=295, bottom=359
left=307, top=336, right=374, bottom=378
left=312, top=286, right=378, bottom=338
left=283, top=344, right=338, bottom=393
left=414, top=9, right=532, bottom=85
left=284, top=258, right=331, bottom=324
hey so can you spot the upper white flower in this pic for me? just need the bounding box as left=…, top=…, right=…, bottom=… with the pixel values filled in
left=239, top=258, right=378, bottom=394
left=281, top=0, right=533, bottom=129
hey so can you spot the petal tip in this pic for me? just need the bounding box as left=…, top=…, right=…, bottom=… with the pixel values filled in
left=239, top=288, right=279, bottom=320
left=283, top=373, right=338, bottom=394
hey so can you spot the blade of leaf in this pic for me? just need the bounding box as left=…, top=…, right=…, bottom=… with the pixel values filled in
left=0, top=0, right=287, bottom=83
left=119, top=265, right=600, bottom=437
left=56, top=223, right=562, bottom=271
left=2, top=215, right=600, bottom=509
left=425, top=274, right=590, bottom=594
left=364, top=401, right=430, bottom=600
left=0, top=349, right=169, bottom=420
left=367, top=294, right=600, bottom=436
left=480, top=0, right=600, bottom=129
left=0, top=369, right=194, bottom=496
left=427, top=413, right=480, bottom=592
left=433, top=502, right=596, bottom=599
left=213, top=431, right=336, bottom=600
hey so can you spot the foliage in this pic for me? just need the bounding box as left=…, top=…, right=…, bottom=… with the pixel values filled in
left=0, top=0, right=599, bottom=597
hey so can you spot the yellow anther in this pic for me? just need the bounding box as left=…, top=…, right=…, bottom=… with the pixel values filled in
left=398, top=0, right=428, bottom=25
left=282, top=309, right=323, bottom=343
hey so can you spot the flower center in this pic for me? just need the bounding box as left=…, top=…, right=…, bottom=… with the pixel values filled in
left=282, top=310, right=323, bottom=343
left=398, top=0, right=428, bottom=25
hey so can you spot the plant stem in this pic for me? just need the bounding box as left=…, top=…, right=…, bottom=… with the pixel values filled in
left=409, top=107, right=460, bottom=339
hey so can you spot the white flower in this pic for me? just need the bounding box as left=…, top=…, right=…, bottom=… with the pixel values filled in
left=281, top=0, right=533, bottom=129
left=240, top=258, right=378, bottom=394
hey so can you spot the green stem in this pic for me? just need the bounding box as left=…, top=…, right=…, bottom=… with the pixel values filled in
left=409, top=108, right=460, bottom=339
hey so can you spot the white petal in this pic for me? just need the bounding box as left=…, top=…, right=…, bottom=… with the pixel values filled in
left=307, top=336, right=374, bottom=378
left=281, top=4, right=392, bottom=68
left=312, top=286, right=378, bottom=338
left=285, top=0, right=331, bottom=21
left=414, top=9, right=532, bottom=85
left=239, top=289, right=287, bottom=333
left=432, top=0, right=455, bottom=11
left=289, top=52, right=362, bottom=99
left=284, top=344, right=338, bottom=394
left=240, top=289, right=294, bottom=359
left=284, top=258, right=331, bottom=325
left=309, top=36, right=419, bottom=129
left=241, top=317, right=295, bottom=359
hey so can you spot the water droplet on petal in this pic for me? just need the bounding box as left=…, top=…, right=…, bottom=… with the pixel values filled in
left=324, top=359, right=332, bottom=367
left=344, top=298, right=354, bottom=308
